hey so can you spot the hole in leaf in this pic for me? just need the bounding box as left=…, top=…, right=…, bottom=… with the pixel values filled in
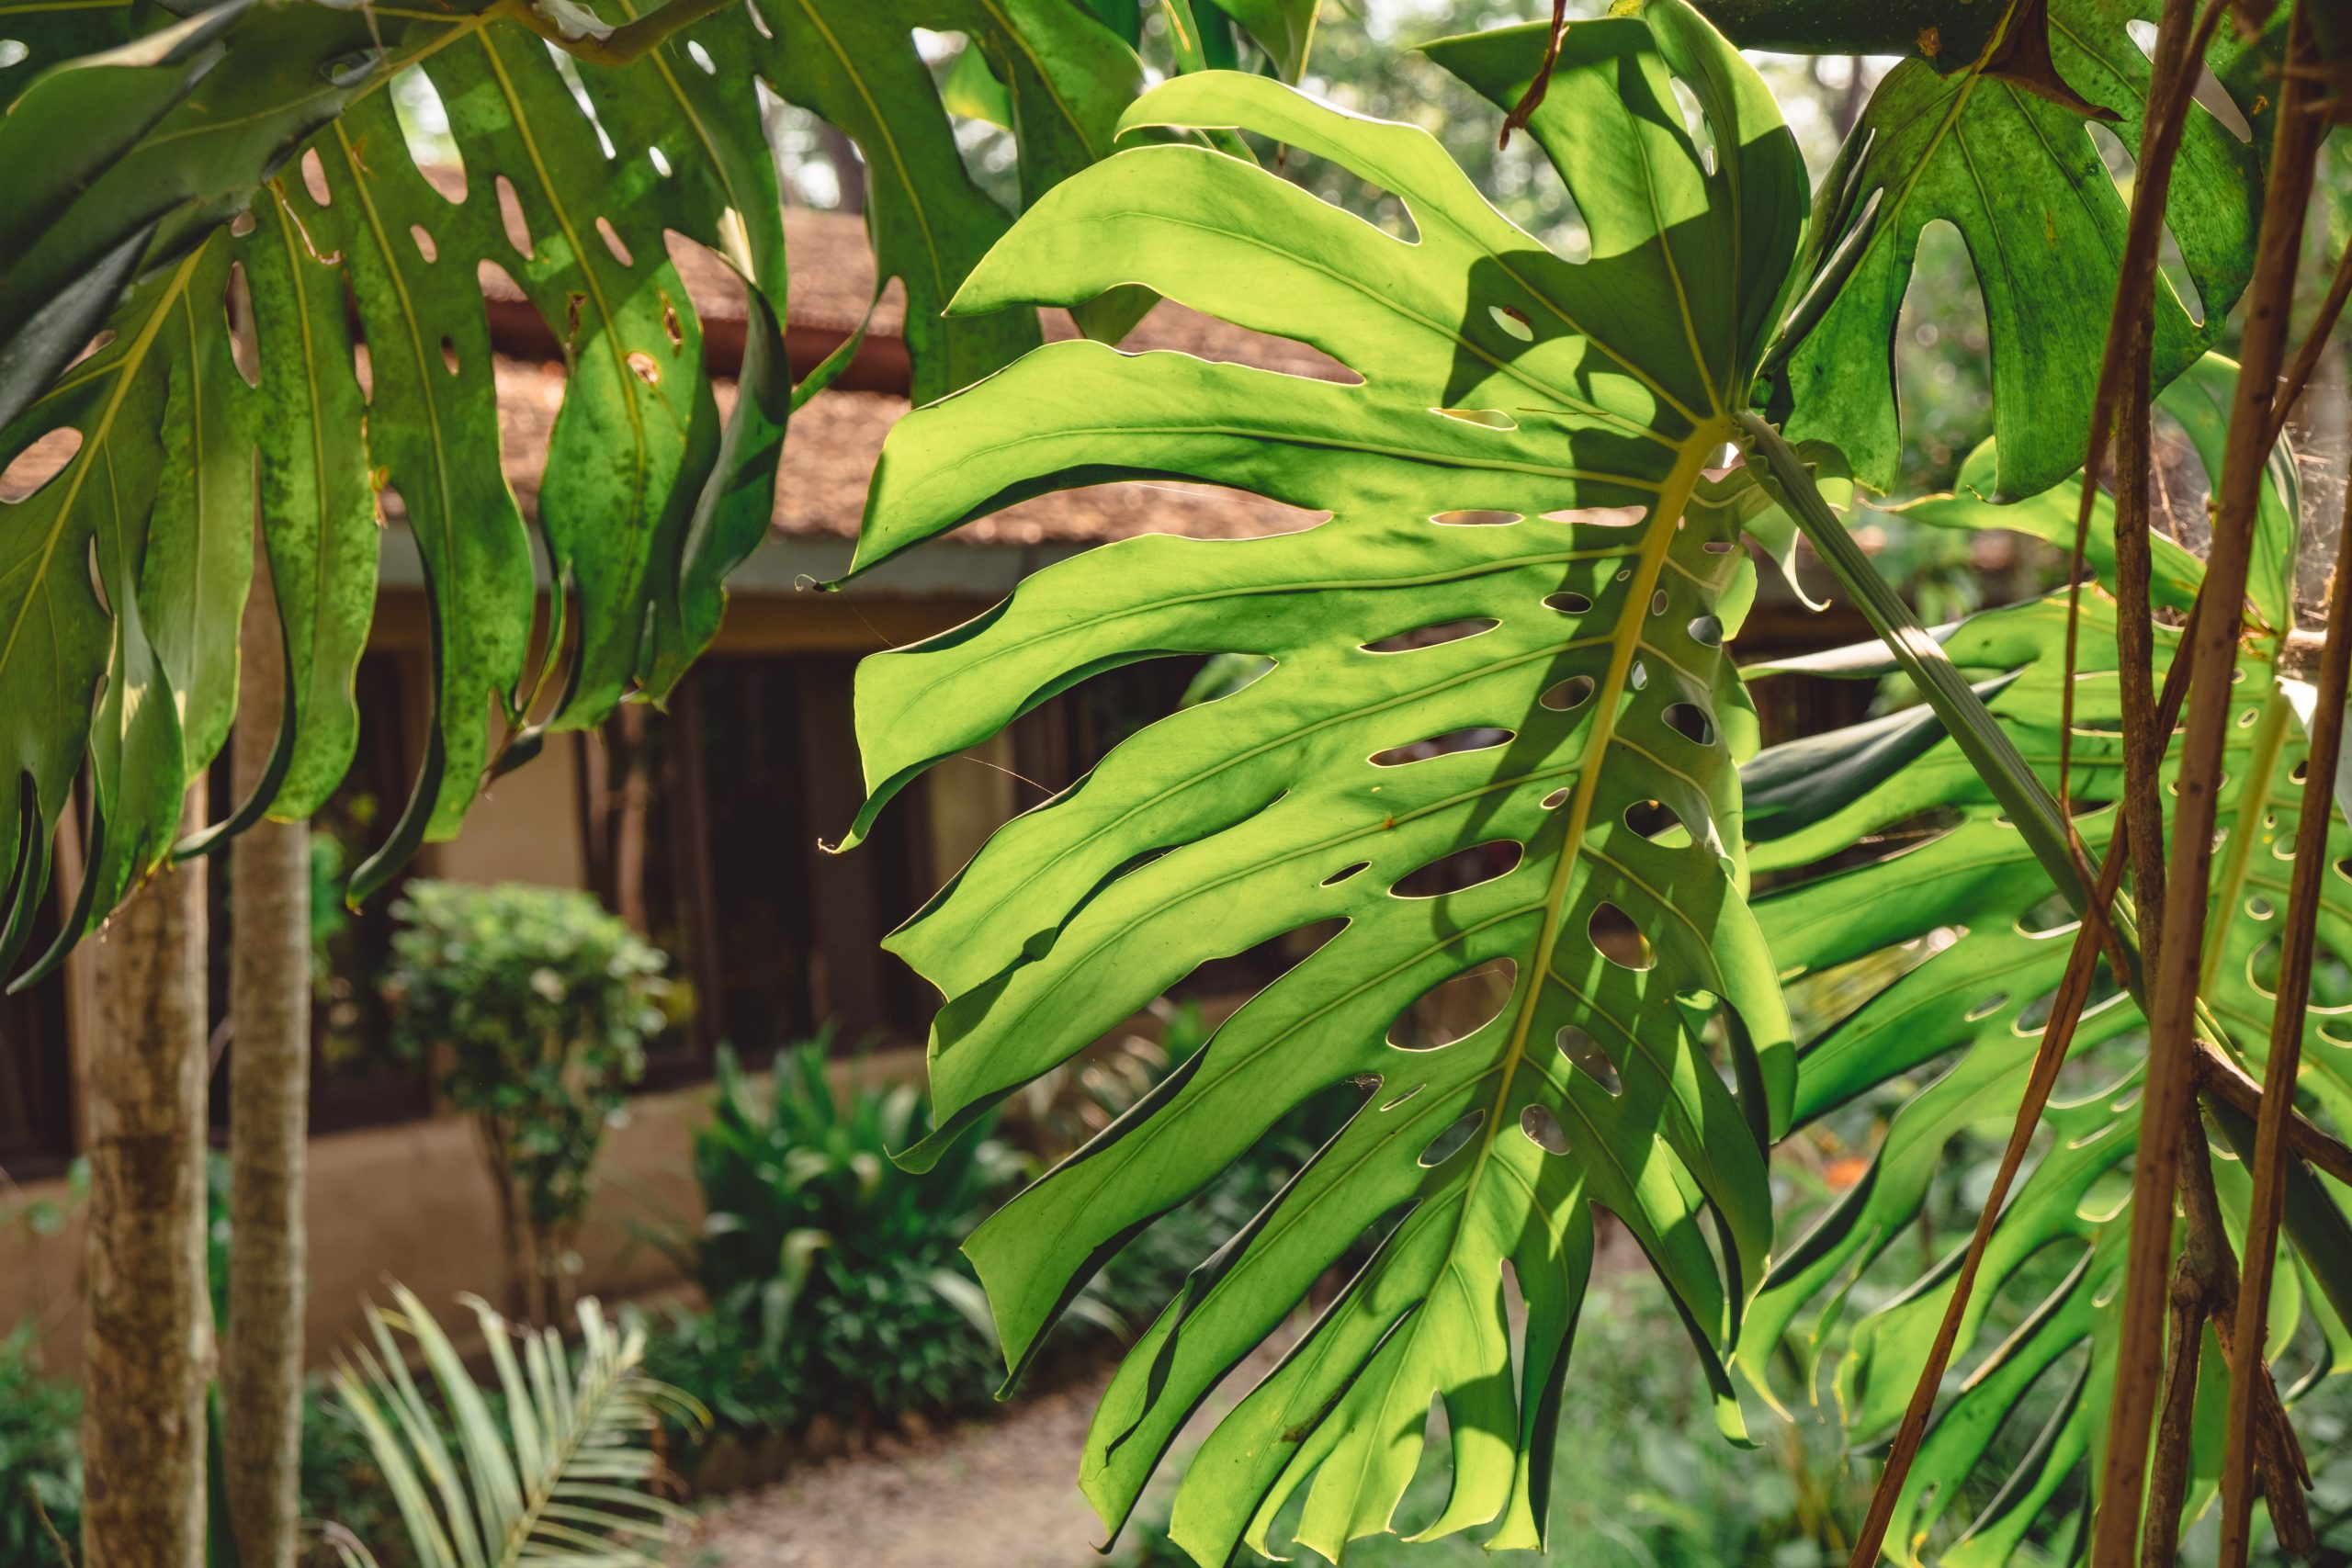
left=1371, top=728, right=1512, bottom=767
left=1649, top=589, right=1669, bottom=616
left=1380, top=1083, right=1424, bottom=1111
left=2246, top=895, right=2275, bottom=920
left=1542, top=503, right=1645, bottom=527
left=1419, top=1110, right=1485, bottom=1168
left=1432, top=509, right=1518, bottom=526
left=1544, top=590, right=1592, bottom=615
left=1662, top=703, right=1714, bottom=745
left=495, top=175, right=533, bottom=256
left=1589, top=903, right=1653, bottom=970
left=1321, top=861, right=1370, bottom=887
left=410, top=224, right=437, bottom=264
left=1628, top=660, right=1649, bottom=692
left=627, top=350, right=661, bottom=386
left=0, top=429, right=81, bottom=502
left=1436, top=408, right=1515, bottom=431
left=0, top=40, right=26, bottom=69
left=1556, top=1025, right=1621, bottom=1093
left=1702, top=538, right=1734, bottom=554
left=1541, top=787, right=1570, bottom=809
left=1392, top=840, right=1522, bottom=898
left=1964, top=993, right=2009, bottom=1022
left=1541, top=675, right=1595, bottom=711
left=1688, top=615, right=1723, bottom=647
left=1390, top=961, right=1518, bottom=1051
left=1623, top=799, right=1690, bottom=847
left=1520, top=1103, right=1570, bottom=1155
left=391, top=65, right=460, bottom=197
left=688, top=39, right=718, bottom=73
left=1362, top=617, right=1497, bottom=653
left=597, top=216, right=635, bottom=267
left=440, top=337, right=460, bottom=376
left=300, top=148, right=333, bottom=207
left=1489, top=303, right=1533, bottom=342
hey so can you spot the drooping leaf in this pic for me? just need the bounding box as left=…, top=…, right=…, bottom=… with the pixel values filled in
left=842, top=10, right=1806, bottom=1560
left=1736, top=357, right=2352, bottom=1565
left=1763, top=0, right=2283, bottom=498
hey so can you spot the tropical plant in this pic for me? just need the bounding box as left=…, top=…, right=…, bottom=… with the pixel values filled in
left=328, top=1284, right=703, bottom=1568
left=640, top=1042, right=1015, bottom=1435
left=843, top=19, right=1806, bottom=1562
left=386, top=881, right=669, bottom=1322
left=829, top=3, right=2352, bottom=1565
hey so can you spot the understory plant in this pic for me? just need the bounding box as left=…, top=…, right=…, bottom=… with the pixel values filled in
left=641, top=1043, right=1016, bottom=1438
left=386, top=881, right=669, bottom=1322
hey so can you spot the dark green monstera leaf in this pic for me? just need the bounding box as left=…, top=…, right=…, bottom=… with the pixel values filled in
left=1765, top=0, right=2283, bottom=499
left=0, top=0, right=1151, bottom=957
left=1735, top=357, right=2352, bottom=1565
left=841, top=9, right=1807, bottom=1560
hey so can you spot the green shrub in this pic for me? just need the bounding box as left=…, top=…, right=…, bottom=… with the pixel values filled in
left=644, top=1042, right=1016, bottom=1437
left=0, top=1325, right=77, bottom=1567
left=385, top=880, right=668, bottom=1320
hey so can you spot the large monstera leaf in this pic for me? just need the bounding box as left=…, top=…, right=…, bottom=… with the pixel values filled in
left=0, top=0, right=1150, bottom=958
left=842, top=11, right=1804, bottom=1561
left=1736, top=359, right=2352, bottom=1564
left=1763, top=0, right=2283, bottom=499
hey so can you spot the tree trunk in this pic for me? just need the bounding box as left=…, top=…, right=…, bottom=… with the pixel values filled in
left=223, top=562, right=311, bottom=1568
left=83, top=785, right=210, bottom=1568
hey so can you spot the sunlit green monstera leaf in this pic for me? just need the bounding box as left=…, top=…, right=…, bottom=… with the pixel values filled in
left=1736, top=359, right=2352, bottom=1565
left=1763, top=0, right=2282, bottom=499
left=842, top=11, right=1805, bottom=1561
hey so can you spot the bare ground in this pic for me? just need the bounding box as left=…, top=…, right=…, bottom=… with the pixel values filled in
left=672, top=1371, right=1125, bottom=1568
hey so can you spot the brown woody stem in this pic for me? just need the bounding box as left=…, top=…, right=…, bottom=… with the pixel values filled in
left=2089, top=6, right=2328, bottom=1557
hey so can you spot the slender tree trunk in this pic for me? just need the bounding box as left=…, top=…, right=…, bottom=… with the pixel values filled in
left=224, top=559, right=311, bottom=1568
left=83, top=784, right=210, bottom=1568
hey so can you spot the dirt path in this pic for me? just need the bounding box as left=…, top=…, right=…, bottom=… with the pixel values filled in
left=673, top=1372, right=1124, bottom=1568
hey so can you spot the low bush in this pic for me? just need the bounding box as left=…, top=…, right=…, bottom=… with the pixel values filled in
left=642, top=1042, right=1015, bottom=1442
left=385, top=880, right=669, bottom=1321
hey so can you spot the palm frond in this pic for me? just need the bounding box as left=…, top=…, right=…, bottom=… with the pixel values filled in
left=330, top=1284, right=706, bottom=1568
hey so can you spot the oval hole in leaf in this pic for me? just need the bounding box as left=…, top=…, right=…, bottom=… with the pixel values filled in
left=1628, top=660, right=1649, bottom=692
left=1435, top=408, right=1516, bottom=432
left=1589, top=903, right=1653, bottom=970
left=1393, top=840, right=1522, bottom=899
left=1488, top=303, right=1534, bottom=341
left=1388, top=961, right=1517, bottom=1051
left=1649, top=589, right=1669, bottom=616
left=1540, top=787, right=1570, bottom=809
left=1380, top=1083, right=1424, bottom=1111
left=1541, top=675, right=1595, bottom=712
left=1432, top=508, right=1520, bottom=525
left=1964, top=992, right=2009, bottom=1023
left=494, top=175, right=533, bottom=255
left=439, top=336, right=460, bottom=376
left=1419, top=1110, right=1485, bottom=1168
left=2015, top=891, right=2076, bottom=937
left=1520, top=1103, right=1570, bottom=1156
left=1362, top=616, right=1498, bottom=653
left=410, top=224, right=437, bottom=264
left=1688, top=615, right=1723, bottom=647
left=300, top=147, right=333, bottom=207
left=1555, top=1025, right=1621, bottom=1093
left=1544, top=590, right=1592, bottom=615
left=597, top=216, right=635, bottom=267
left=1371, top=728, right=1512, bottom=766
left=1542, top=503, right=1646, bottom=527
left=1702, top=538, right=1735, bottom=554
left=1623, top=799, right=1691, bottom=847
left=1662, top=703, right=1714, bottom=745
left=0, top=429, right=80, bottom=503
left=1320, top=862, right=1371, bottom=890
